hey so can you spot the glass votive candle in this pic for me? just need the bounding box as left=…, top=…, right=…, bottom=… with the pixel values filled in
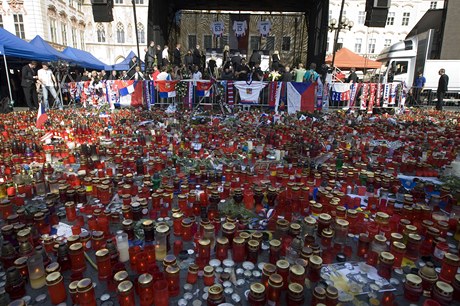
left=440, top=253, right=460, bottom=283
left=232, top=237, right=246, bottom=263
left=216, top=237, right=229, bottom=261
left=203, top=265, right=215, bottom=287
left=46, top=272, right=67, bottom=305
left=247, top=240, right=260, bottom=264
left=68, top=281, right=79, bottom=305
left=138, top=273, right=154, bottom=306
left=377, top=252, right=395, bottom=280
left=187, top=263, right=199, bottom=284
left=317, top=213, right=332, bottom=237
left=405, top=233, right=422, bottom=261
left=390, top=241, right=406, bottom=268
left=267, top=274, right=283, bottom=305
left=117, top=280, right=135, bottom=306
left=69, top=243, right=86, bottom=274
left=248, top=282, right=266, bottom=306
left=357, top=234, right=370, bottom=258
left=286, top=282, right=304, bottom=305
left=181, top=218, right=193, bottom=241
left=288, top=264, right=305, bottom=286
left=432, top=281, right=454, bottom=305
left=165, top=265, right=180, bottom=297
left=311, top=285, right=326, bottom=305
left=261, top=263, right=277, bottom=288
left=308, top=255, right=323, bottom=282
left=95, top=248, right=112, bottom=280
left=153, top=280, right=169, bottom=306
left=27, top=253, right=46, bottom=289
left=404, top=274, right=423, bottom=302
left=276, top=259, right=290, bottom=290
left=77, top=278, right=96, bottom=306
left=269, top=239, right=281, bottom=264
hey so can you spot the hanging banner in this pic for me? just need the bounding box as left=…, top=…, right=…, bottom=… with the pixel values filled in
left=211, top=21, right=225, bottom=37
left=257, top=20, right=272, bottom=37
left=233, top=20, right=248, bottom=37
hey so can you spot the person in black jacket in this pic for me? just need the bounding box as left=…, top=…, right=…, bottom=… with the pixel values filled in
left=184, top=50, right=194, bottom=73
left=271, top=50, right=280, bottom=71
left=173, top=43, right=182, bottom=67
left=155, top=45, right=163, bottom=70
left=108, top=71, right=118, bottom=80
left=193, top=45, right=202, bottom=70
left=249, top=51, right=261, bottom=69
left=146, top=41, right=155, bottom=69
left=128, top=56, right=138, bottom=79
left=280, top=66, right=293, bottom=82
left=21, top=61, right=39, bottom=110
left=346, top=68, right=359, bottom=83
left=436, top=68, right=449, bottom=111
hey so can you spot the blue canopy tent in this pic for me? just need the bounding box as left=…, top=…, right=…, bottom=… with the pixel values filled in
left=29, top=36, right=74, bottom=62
left=62, top=47, right=111, bottom=71
left=111, top=51, right=145, bottom=71
left=0, top=28, right=54, bottom=104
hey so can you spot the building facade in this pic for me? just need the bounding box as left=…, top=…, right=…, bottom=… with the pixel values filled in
left=0, top=0, right=86, bottom=51
left=81, top=0, right=149, bottom=65
left=327, top=0, right=445, bottom=60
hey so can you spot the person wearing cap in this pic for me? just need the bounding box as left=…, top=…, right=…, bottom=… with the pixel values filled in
left=21, top=61, right=39, bottom=111
left=37, top=62, right=62, bottom=110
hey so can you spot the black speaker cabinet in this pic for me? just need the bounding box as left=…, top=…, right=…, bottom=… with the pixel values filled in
left=365, top=8, right=389, bottom=28
left=92, top=0, right=113, bottom=22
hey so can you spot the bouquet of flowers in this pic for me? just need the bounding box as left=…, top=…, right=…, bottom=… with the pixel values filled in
left=268, top=71, right=281, bottom=81
left=175, top=81, right=188, bottom=98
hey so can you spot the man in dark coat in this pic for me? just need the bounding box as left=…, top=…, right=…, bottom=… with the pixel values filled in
left=173, top=43, right=182, bottom=67
left=346, top=68, right=359, bottom=83
left=146, top=41, right=155, bottom=68
left=184, top=50, right=194, bottom=72
left=193, top=45, right=202, bottom=70
left=128, top=56, right=138, bottom=79
left=436, top=68, right=449, bottom=111
left=155, top=45, right=163, bottom=70
left=21, top=61, right=39, bottom=110
left=249, top=51, right=261, bottom=68
left=231, top=52, right=242, bottom=69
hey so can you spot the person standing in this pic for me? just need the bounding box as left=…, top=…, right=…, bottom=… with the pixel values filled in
left=346, top=68, right=358, bottom=83
left=128, top=56, right=138, bottom=79
left=133, top=66, right=144, bottom=81
left=293, top=63, right=306, bottom=83
left=193, top=45, right=202, bottom=70
left=184, top=50, right=194, bottom=73
left=173, top=44, right=181, bottom=67
left=436, top=68, right=449, bottom=111
left=271, top=51, right=280, bottom=71
left=412, top=70, right=426, bottom=105
left=162, top=45, right=170, bottom=67
left=37, top=63, right=61, bottom=110
left=147, top=41, right=156, bottom=69
left=303, top=63, right=319, bottom=83
left=21, top=61, right=39, bottom=111
left=155, top=45, right=163, bottom=70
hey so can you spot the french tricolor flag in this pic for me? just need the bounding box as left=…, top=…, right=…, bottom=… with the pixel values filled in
left=36, top=103, right=48, bottom=129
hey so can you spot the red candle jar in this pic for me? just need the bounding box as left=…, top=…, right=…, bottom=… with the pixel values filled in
left=204, top=265, right=215, bottom=286
left=405, top=233, right=422, bottom=261
left=357, top=234, right=370, bottom=258
left=440, top=253, right=460, bottom=283
left=419, top=262, right=439, bottom=291
left=14, top=257, right=29, bottom=282
left=453, top=274, right=460, bottom=301
left=222, top=222, right=237, bottom=245
left=181, top=218, right=193, bottom=241
left=197, top=238, right=211, bottom=269
left=172, top=212, right=184, bottom=236
left=46, top=272, right=67, bottom=304
left=269, top=239, right=281, bottom=265
left=248, top=282, right=266, bottom=306
left=276, top=260, right=290, bottom=290
left=432, top=281, right=454, bottom=305
left=326, top=285, right=339, bottom=306
left=317, top=213, right=332, bottom=237
left=232, top=237, right=246, bottom=263
left=138, top=273, right=154, bottom=306
left=289, top=264, right=305, bottom=285
left=321, top=228, right=334, bottom=249
left=65, top=202, right=77, bottom=222
left=390, top=241, right=406, bottom=268
left=308, top=255, right=323, bottom=282
left=286, top=282, right=304, bottom=305
left=186, top=263, right=199, bottom=284
left=404, top=274, right=423, bottom=302
left=153, top=280, right=169, bottom=306
left=77, top=278, right=96, bottom=306
left=261, top=263, right=277, bottom=288
left=367, top=235, right=387, bottom=267
left=377, top=252, right=395, bottom=280
left=91, top=231, right=105, bottom=251
left=165, top=265, right=180, bottom=297
left=216, top=237, right=229, bottom=261
left=267, top=274, right=283, bottom=305
left=247, top=240, right=260, bottom=264
left=118, top=280, right=135, bottom=306
left=69, top=243, right=86, bottom=274
left=311, top=286, right=326, bottom=305
left=207, top=284, right=226, bottom=306
left=69, top=281, right=79, bottom=305
left=95, top=248, right=112, bottom=280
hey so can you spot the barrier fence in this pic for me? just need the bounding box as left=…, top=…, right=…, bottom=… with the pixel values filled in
left=61, top=80, right=459, bottom=112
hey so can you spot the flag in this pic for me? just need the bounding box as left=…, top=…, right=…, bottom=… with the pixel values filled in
left=330, top=83, right=351, bottom=102
left=40, top=132, right=53, bottom=142
left=36, top=103, right=48, bottom=129
left=157, top=80, right=179, bottom=98
left=286, top=82, right=317, bottom=113
left=196, top=81, right=213, bottom=97
left=118, top=80, right=143, bottom=107
left=234, top=81, right=267, bottom=104
left=268, top=81, right=282, bottom=111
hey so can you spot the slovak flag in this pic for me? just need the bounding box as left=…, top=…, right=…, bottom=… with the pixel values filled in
left=36, top=102, right=48, bottom=129
left=196, top=81, right=213, bottom=97
left=157, top=80, right=179, bottom=98
left=286, top=82, right=317, bottom=113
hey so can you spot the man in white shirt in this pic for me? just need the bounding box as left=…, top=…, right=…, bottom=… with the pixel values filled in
left=162, top=45, right=169, bottom=67
left=133, top=66, right=144, bottom=81
left=37, top=63, right=62, bottom=110
left=192, top=65, right=202, bottom=86
left=156, top=67, right=171, bottom=81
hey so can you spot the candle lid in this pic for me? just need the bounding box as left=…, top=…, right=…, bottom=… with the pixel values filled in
left=216, top=237, right=229, bottom=245
left=238, top=231, right=251, bottom=240
left=65, top=202, right=75, bottom=208
left=14, top=256, right=28, bottom=267
left=319, top=213, right=332, bottom=222
left=290, top=264, right=305, bottom=276
left=142, top=219, right=154, bottom=228
left=435, top=281, right=454, bottom=295
left=392, top=241, right=406, bottom=251
left=199, top=238, right=211, bottom=246
left=335, top=219, right=349, bottom=228
left=390, top=233, right=403, bottom=242
left=251, top=231, right=263, bottom=240
left=269, top=239, right=281, bottom=248
left=117, top=280, right=133, bottom=293
left=208, top=284, right=224, bottom=297
left=444, top=253, right=460, bottom=265
left=45, top=262, right=60, bottom=274
left=122, top=219, right=133, bottom=227
left=326, top=285, right=339, bottom=298
left=233, top=237, right=245, bottom=245
left=69, top=280, right=79, bottom=292
left=77, top=278, right=93, bottom=292
left=69, top=242, right=83, bottom=252
left=156, top=224, right=169, bottom=234
left=262, top=263, right=276, bottom=275
left=288, top=282, right=304, bottom=295
left=204, top=266, right=214, bottom=276
left=313, top=286, right=326, bottom=298
left=46, top=272, right=63, bottom=285
left=310, top=255, right=323, bottom=266
left=304, top=216, right=317, bottom=225
left=138, top=273, right=153, bottom=285
left=374, top=235, right=387, bottom=243
left=408, top=233, right=422, bottom=242
left=406, top=274, right=422, bottom=286
left=250, top=282, right=265, bottom=295
left=379, top=252, right=395, bottom=264
left=290, top=223, right=302, bottom=232
left=268, top=273, right=283, bottom=287
left=247, top=240, right=260, bottom=251
left=276, top=259, right=290, bottom=270
left=95, top=248, right=110, bottom=258
left=114, top=270, right=129, bottom=282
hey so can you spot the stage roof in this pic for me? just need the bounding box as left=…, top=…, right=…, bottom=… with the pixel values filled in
left=166, top=0, right=318, bottom=12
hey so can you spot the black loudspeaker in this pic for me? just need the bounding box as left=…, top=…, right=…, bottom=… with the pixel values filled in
left=365, top=8, right=389, bottom=27
left=92, top=0, right=113, bottom=22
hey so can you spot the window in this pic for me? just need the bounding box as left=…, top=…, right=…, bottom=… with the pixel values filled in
left=71, top=27, right=77, bottom=47
left=217, top=35, right=228, bottom=48
left=97, top=23, right=105, bottom=42
left=250, top=36, right=260, bottom=51
left=264, top=36, right=275, bottom=51
left=392, top=60, right=408, bottom=76
left=329, top=10, right=332, bottom=21
left=77, top=0, right=82, bottom=11
left=50, top=19, right=57, bottom=43
left=355, top=38, right=362, bottom=53
left=384, top=39, right=391, bottom=48
left=358, top=11, right=365, bottom=25
left=281, top=36, right=291, bottom=51
left=326, top=37, right=330, bottom=52
left=0, top=15, right=3, bottom=28
left=402, top=12, right=410, bottom=26
left=116, top=22, right=125, bottom=43
left=430, top=1, right=437, bottom=9
left=135, top=0, right=143, bottom=4
left=80, top=30, right=85, bottom=49
left=368, top=38, right=376, bottom=54
left=13, top=14, right=25, bottom=39
left=137, top=23, right=145, bottom=44
left=203, top=35, right=212, bottom=49
left=188, top=35, right=197, bottom=50
left=386, top=12, right=395, bottom=26
left=115, top=0, right=123, bottom=3
left=61, top=22, right=68, bottom=46
left=69, top=0, right=74, bottom=8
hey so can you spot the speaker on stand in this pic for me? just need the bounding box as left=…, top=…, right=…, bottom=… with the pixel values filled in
left=365, top=0, right=391, bottom=28
left=91, top=0, right=114, bottom=22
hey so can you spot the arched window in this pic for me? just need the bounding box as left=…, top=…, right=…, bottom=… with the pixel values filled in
left=97, top=23, right=105, bottom=42
left=117, top=22, right=125, bottom=43
left=137, top=22, right=145, bottom=44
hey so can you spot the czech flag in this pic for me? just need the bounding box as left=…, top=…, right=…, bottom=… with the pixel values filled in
left=36, top=102, right=48, bottom=129
left=286, top=82, right=317, bottom=113
left=196, top=81, right=213, bottom=97
left=157, top=80, right=178, bottom=98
